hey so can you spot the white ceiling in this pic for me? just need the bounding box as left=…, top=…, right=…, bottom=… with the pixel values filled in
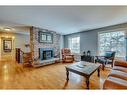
left=0, top=6, right=127, bottom=35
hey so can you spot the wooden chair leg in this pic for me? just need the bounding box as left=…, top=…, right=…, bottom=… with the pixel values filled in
left=102, top=64, right=105, bottom=70
left=111, top=62, right=113, bottom=68
left=102, top=62, right=106, bottom=70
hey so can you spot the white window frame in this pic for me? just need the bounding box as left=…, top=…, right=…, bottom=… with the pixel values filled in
left=98, top=29, right=126, bottom=59
left=68, top=36, right=80, bottom=54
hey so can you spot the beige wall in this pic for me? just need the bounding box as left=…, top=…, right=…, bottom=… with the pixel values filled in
left=0, top=32, right=15, bottom=56
left=0, top=37, right=1, bottom=59
left=0, top=32, right=30, bottom=58
left=15, top=33, right=30, bottom=52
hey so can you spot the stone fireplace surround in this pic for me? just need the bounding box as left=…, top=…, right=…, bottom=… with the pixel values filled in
left=30, top=27, right=61, bottom=67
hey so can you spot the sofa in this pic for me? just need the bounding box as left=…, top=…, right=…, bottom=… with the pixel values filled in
left=103, top=60, right=127, bottom=89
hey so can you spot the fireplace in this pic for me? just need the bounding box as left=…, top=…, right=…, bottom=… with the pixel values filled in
left=39, top=48, right=54, bottom=60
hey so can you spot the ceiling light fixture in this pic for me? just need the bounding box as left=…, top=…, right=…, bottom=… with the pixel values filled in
left=4, top=28, right=11, bottom=31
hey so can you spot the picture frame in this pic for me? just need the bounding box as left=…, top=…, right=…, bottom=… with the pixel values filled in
left=3, top=39, right=12, bottom=52
left=38, top=31, right=53, bottom=43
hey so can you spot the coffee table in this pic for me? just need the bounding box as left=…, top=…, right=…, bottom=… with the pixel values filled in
left=65, top=61, right=101, bottom=89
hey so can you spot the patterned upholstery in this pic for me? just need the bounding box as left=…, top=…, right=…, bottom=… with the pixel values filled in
left=61, top=48, right=74, bottom=63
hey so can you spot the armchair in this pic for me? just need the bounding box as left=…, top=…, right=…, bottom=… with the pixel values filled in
left=61, top=48, right=74, bottom=63
left=95, top=51, right=116, bottom=70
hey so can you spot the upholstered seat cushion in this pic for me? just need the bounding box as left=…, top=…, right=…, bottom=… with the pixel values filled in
left=113, top=66, right=127, bottom=73
left=114, top=60, right=127, bottom=67
left=103, top=76, right=127, bottom=89
left=65, top=56, right=73, bottom=59
left=96, top=58, right=107, bottom=63
left=109, top=70, right=127, bottom=80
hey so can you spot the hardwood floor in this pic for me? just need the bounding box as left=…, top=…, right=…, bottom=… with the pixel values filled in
left=0, top=55, right=110, bottom=89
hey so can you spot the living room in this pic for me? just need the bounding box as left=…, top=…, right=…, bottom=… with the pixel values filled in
left=0, top=6, right=127, bottom=90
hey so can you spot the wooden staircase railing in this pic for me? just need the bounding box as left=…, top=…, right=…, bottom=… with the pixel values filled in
left=15, top=48, right=32, bottom=66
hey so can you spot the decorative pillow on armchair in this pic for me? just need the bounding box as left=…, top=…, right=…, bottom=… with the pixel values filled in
left=105, top=51, right=113, bottom=58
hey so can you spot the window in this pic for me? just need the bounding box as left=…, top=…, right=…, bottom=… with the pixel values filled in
left=98, top=31, right=126, bottom=58
left=68, top=36, right=80, bottom=53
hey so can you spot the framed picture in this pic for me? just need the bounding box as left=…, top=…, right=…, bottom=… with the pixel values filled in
left=38, top=31, right=53, bottom=43
left=3, top=40, right=12, bottom=52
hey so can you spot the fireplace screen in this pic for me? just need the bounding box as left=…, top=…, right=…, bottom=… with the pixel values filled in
left=39, top=48, right=54, bottom=60
left=43, top=50, right=53, bottom=60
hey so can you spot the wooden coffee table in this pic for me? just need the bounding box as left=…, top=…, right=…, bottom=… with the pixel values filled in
left=65, top=61, right=101, bottom=89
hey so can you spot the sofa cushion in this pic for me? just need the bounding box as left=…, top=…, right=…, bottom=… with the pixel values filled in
left=103, top=76, right=127, bottom=89
left=113, top=66, right=127, bottom=73
left=114, top=60, right=127, bottom=67
left=109, top=70, right=127, bottom=80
